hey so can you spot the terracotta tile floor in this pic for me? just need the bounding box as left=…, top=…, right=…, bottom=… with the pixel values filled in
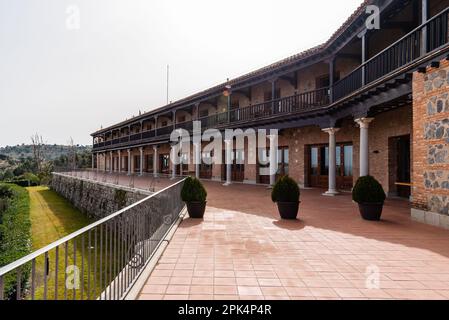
left=135, top=180, right=449, bottom=300
left=66, top=173, right=449, bottom=300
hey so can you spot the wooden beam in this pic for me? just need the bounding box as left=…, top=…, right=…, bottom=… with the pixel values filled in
left=431, top=61, right=440, bottom=68
left=418, top=67, right=427, bottom=73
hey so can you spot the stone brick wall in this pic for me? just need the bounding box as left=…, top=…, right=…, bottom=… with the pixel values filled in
left=50, top=173, right=151, bottom=219
left=412, top=58, right=449, bottom=221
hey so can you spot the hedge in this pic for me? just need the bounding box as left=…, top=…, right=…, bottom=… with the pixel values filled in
left=0, top=183, right=31, bottom=300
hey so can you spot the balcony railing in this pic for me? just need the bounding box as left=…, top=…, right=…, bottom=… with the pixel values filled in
left=93, top=8, right=449, bottom=152
left=226, top=87, right=330, bottom=124
left=156, top=126, right=173, bottom=136
left=175, top=120, right=193, bottom=132
left=142, top=129, right=155, bottom=139
left=0, top=177, right=186, bottom=300
left=333, top=7, right=449, bottom=101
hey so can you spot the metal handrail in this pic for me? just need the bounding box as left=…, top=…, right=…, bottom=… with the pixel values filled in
left=0, top=176, right=186, bottom=300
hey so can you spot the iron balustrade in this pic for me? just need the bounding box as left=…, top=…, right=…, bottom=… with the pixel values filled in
left=142, top=130, right=155, bottom=139
left=199, top=112, right=229, bottom=130
left=156, top=126, right=173, bottom=136
left=227, top=87, right=329, bottom=124
left=119, top=136, right=129, bottom=144
left=130, top=133, right=142, bottom=142
left=175, top=121, right=193, bottom=132
left=0, top=178, right=186, bottom=300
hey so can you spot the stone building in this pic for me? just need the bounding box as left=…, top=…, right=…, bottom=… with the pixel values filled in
left=91, top=0, right=449, bottom=229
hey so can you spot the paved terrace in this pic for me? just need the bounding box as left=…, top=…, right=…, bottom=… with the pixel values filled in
left=65, top=172, right=449, bottom=300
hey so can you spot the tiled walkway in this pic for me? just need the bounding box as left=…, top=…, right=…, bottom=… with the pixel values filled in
left=138, top=181, right=449, bottom=300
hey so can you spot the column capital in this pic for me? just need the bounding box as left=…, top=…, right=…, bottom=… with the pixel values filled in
left=153, top=145, right=158, bottom=151
left=139, top=147, right=143, bottom=152
left=355, top=117, right=374, bottom=129
left=322, top=127, right=341, bottom=135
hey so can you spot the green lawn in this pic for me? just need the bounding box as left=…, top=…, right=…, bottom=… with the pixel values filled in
left=27, top=186, right=95, bottom=300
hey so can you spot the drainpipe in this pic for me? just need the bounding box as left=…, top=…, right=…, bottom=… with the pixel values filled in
left=421, top=0, right=428, bottom=55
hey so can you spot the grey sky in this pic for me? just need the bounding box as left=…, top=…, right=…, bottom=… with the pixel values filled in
left=0, top=0, right=362, bottom=147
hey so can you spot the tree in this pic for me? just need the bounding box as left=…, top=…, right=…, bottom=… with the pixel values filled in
left=30, top=133, right=45, bottom=173
left=67, top=137, right=77, bottom=170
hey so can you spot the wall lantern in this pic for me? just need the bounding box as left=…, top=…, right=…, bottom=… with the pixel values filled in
left=223, top=84, right=232, bottom=97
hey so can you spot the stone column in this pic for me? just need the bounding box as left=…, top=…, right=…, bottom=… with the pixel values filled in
left=328, top=57, right=335, bottom=103
left=268, top=135, right=278, bottom=186
left=171, top=145, right=177, bottom=180
left=91, top=153, right=95, bottom=170
left=118, top=150, right=121, bottom=174
left=103, top=153, right=107, bottom=172
left=270, top=79, right=277, bottom=114
left=139, top=147, right=144, bottom=176
left=179, top=153, right=184, bottom=177
left=224, top=140, right=232, bottom=186
left=153, top=145, right=158, bottom=178
left=109, top=151, right=113, bottom=173
left=322, top=127, right=340, bottom=196
left=195, top=142, right=200, bottom=179
left=127, top=149, right=131, bottom=176
left=355, top=118, right=374, bottom=177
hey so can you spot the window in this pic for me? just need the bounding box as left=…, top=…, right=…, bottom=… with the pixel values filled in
left=199, top=109, right=209, bottom=118
left=134, top=155, right=140, bottom=172
left=235, top=150, right=245, bottom=165
left=178, top=115, right=186, bottom=123
left=320, top=147, right=329, bottom=176
left=311, top=147, right=318, bottom=175
left=344, top=145, right=353, bottom=176
left=161, top=121, right=168, bottom=127
left=258, top=148, right=269, bottom=168
left=145, top=155, right=153, bottom=172
left=336, top=146, right=342, bottom=175
left=277, top=147, right=289, bottom=176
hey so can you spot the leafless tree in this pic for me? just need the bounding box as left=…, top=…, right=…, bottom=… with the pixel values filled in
left=30, top=133, right=45, bottom=173
left=68, top=137, right=77, bottom=170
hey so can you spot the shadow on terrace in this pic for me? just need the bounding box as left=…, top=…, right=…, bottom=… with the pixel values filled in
left=64, top=170, right=449, bottom=261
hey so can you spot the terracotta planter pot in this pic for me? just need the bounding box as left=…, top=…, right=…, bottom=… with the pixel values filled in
left=186, top=201, right=207, bottom=219
left=358, top=202, right=384, bottom=221
left=277, top=201, right=300, bottom=220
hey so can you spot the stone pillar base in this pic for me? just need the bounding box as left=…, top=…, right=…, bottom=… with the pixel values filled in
left=323, top=190, right=340, bottom=197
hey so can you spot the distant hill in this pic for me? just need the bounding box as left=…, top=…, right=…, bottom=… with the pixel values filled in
left=0, top=144, right=92, bottom=161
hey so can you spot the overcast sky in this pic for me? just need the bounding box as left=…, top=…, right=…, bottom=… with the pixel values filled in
left=0, top=0, right=362, bottom=147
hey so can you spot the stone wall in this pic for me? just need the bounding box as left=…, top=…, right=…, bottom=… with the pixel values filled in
left=50, top=173, right=151, bottom=219
left=412, top=58, right=449, bottom=229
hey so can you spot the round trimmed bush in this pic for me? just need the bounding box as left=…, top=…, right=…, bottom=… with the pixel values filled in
left=352, top=175, right=386, bottom=204
left=181, top=176, right=207, bottom=203
left=271, top=176, right=300, bottom=203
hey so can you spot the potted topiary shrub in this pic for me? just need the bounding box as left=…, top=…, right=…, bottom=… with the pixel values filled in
left=181, top=176, right=207, bottom=219
left=352, top=175, right=386, bottom=221
left=271, top=176, right=300, bottom=220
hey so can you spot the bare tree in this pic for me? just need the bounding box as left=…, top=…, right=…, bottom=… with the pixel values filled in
left=30, top=133, right=45, bottom=173
left=68, top=137, right=77, bottom=170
